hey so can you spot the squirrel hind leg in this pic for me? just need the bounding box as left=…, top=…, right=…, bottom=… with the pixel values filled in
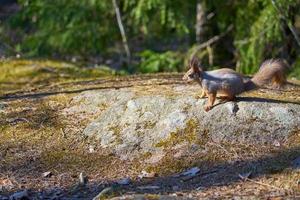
left=226, top=95, right=236, bottom=101
left=219, top=95, right=236, bottom=103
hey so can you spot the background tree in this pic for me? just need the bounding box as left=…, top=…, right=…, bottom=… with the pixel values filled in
left=0, top=0, right=299, bottom=76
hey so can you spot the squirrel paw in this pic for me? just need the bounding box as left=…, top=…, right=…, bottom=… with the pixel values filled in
left=204, top=105, right=211, bottom=112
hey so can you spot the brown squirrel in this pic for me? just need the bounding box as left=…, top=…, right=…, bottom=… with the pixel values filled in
left=183, top=57, right=288, bottom=111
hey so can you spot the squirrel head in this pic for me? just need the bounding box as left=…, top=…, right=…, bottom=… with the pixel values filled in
left=182, top=56, right=203, bottom=82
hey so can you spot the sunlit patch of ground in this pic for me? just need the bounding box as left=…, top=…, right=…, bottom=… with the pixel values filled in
left=0, top=59, right=116, bottom=96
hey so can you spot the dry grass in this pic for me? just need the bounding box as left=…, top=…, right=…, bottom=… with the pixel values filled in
left=0, top=59, right=116, bottom=96
left=0, top=59, right=299, bottom=199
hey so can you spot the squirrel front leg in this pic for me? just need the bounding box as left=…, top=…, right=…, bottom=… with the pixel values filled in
left=204, top=92, right=216, bottom=112
left=199, top=90, right=206, bottom=98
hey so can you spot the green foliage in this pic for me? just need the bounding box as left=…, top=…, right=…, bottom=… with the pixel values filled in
left=195, top=0, right=299, bottom=75
left=6, top=0, right=196, bottom=57
left=138, top=50, right=183, bottom=73
left=234, top=1, right=278, bottom=74
left=1, top=0, right=299, bottom=77
left=123, top=0, right=196, bottom=37
left=234, top=0, right=298, bottom=74
left=290, top=58, right=300, bottom=79
left=9, top=0, right=117, bottom=56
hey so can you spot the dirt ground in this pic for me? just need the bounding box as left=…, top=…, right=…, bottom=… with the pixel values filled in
left=0, top=61, right=300, bottom=199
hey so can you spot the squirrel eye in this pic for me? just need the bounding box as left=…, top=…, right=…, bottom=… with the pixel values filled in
left=188, top=74, right=194, bottom=78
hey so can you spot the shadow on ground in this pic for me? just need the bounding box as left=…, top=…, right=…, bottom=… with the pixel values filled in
left=1, top=145, right=299, bottom=199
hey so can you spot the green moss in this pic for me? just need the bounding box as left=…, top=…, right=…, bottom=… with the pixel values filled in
left=0, top=59, right=115, bottom=81
left=39, top=146, right=121, bottom=173
left=144, top=194, right=160, bottom=200
left=142, top=151, right=152, bottom=159
left=155, top=118, right=199, bottom=148
left=97, top=103, right=108, bottom=110
left=143, top=121, right=156, bottom=129
left=108, top=125, right=123, bottom=145
left=0, top=59, right=116, bottom=95
left=144, top=119, right=214, bottom=175
left=145, top=155, right=193, bottom=175
left=197, top=128, right=210, bottom=146
left=183, top=104, right=192, bottom=112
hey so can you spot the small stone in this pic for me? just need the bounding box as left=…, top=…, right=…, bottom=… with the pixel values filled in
left=42, top=171, right=52, bottom=178
left=138, top=170, right=156, bottom=179
left=79, top=172, right=88, bottom=186
left=273, top=140, right=281, bottom=147
left=116, top=177, right=131, bottom=185
left=89, top=145, right=95, bottom=153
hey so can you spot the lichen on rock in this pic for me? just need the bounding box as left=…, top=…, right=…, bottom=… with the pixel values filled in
left=62, top=82, right=300, bottom=162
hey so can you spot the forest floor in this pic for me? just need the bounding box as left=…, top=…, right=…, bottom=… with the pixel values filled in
left=0, top=59, right=300, bottom=199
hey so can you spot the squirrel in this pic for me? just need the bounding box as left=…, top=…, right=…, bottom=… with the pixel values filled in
left=182, top=57, right=288, bottom=111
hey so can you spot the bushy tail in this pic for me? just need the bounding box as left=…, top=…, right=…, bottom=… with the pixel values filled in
left=244, top=59, right=288, bottom=91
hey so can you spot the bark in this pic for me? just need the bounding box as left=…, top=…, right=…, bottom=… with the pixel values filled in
left=112, top=0, right=131, bottom=65
left=195, top=0, right=206, bottom=44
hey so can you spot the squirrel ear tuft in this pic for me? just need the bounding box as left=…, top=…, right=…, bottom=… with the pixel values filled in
left=190, top=56, right=201, bottom=72
left=192, top=64, right=200, bottom=73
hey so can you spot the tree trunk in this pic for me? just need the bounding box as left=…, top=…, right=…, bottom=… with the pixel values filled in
left=195, top=0, right=206, bottom=44
left=112, top=0, right=131, bottom=65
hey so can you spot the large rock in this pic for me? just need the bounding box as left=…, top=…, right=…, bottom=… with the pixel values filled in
left=63, top=81, right=300, bottom=161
